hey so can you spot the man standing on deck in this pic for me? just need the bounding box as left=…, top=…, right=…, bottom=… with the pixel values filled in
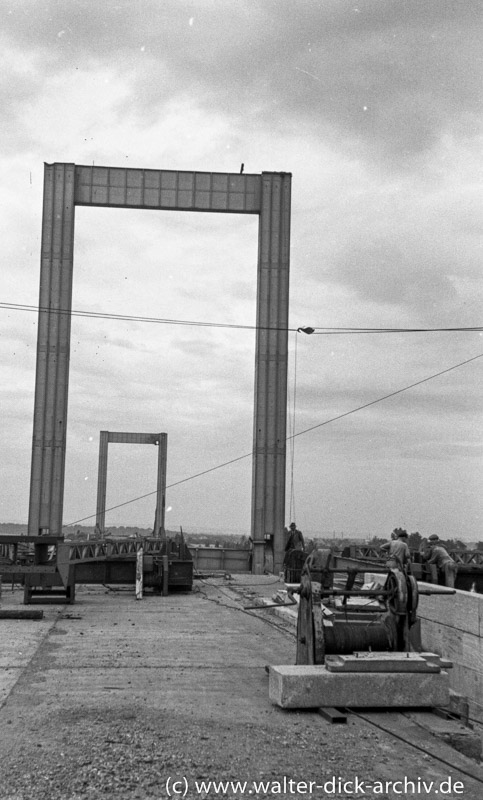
left=424, top=535, right=457, bottom=587
left=284, top=522, right=305, bottom=553
left=380, top=530, right=411, bottom=573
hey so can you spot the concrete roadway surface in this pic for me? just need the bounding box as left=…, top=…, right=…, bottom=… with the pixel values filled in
left=0, top=575, right=482, bottom=800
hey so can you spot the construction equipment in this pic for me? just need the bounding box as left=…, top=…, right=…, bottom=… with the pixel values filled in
left=0, top=535, right=68, bottom=603
left=338, top=544, right=483, bottom=592
left=269, top=549, right=457, bottom=710
left=0, top=535, right=193, bottom=604
left=289, top=549, right=451, bottom=665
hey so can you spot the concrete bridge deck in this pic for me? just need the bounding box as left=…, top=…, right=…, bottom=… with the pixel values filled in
left=0, top=576, right=482, bottom=799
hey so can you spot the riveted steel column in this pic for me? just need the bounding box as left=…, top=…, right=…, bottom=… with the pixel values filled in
left=95, top=431, right=109, bottom=534
left=154, top=433, right=167, bottom=540
left=251, top=172, right=291, bottom=574
left=28, top=163, right=76, bottom=536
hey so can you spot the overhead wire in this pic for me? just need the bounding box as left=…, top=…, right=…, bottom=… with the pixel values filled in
left=64, top=451, right=252, bottom=526
left=289, top=350, right=483, bottom=441
left=1, top=301, right=263, bottom=331
left=312, top=326, right=483, bottom=334
left=288, top=330, right=299, bottom=523
left=1, top=300, right=482, bottom=334
left=63, top=350, right=483, bottom=528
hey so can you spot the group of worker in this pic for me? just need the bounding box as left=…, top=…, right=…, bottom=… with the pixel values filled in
left=380, top=530, right=457, bottom=587
left=283, top=523, right=457, bottom=588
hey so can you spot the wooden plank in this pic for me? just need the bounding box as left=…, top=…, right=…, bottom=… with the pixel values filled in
left=0, top=609, right=44, bottom=620
left=317, top=707, right=347, bottom=724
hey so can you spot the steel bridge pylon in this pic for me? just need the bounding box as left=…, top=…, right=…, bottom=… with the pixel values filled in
left=27, top=164, right=292, bottom=574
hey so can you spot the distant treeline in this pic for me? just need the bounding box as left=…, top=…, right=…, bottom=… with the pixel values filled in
left=0, top=523, right=28, bottom=535
left=0, top=523, right=250, bottom=549
left=1, top=524, right=480, bottom=551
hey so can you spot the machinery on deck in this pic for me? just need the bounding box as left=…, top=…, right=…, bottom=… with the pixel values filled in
left=268, top=549, right=456, bottom=711
left=339, top=543, right=483, bottom=593
left=0, top=535, right=193, bottom=604
left=288, top=549, right=441, bottom=665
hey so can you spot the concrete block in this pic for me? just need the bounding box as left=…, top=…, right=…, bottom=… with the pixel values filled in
left=421, top=621, right=482, bottom=674
left=269, top=665, right=450, bottom=710
left=418, top=585, right=483, bottom=637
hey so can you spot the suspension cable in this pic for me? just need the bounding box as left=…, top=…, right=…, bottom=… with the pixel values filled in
left=289, top=331, right=298, bottom=523
left=63, top=351, right=483, bottom=529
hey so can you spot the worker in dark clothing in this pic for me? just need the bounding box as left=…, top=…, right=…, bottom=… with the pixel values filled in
left=380, top=530, right=411, bottom=573
left=424, top=535, right=457, bottom=587
left=285, top=522, right=305, bottom=553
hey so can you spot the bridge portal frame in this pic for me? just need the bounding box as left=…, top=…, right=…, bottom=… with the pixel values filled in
left=27, top=163, right=292, bottom=573
left=95, top=431, right=167, bottom=538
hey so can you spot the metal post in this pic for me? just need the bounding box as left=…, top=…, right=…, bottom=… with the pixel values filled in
left=162, top=554, right=169, bottom=596
left=28, top=163, right=76, bottom=536
left=251, top=173, right=291, bottom=574
left=155, top=433, right=167, bottom=540
left=135, top=547, right=144, bottom=599
left=95, top=431, right=109, bottom=534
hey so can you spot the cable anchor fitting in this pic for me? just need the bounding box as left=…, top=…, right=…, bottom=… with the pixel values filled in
left=297, top=326, right=315, bottom=334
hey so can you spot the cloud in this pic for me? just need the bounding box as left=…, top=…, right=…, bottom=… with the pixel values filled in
left=286, top=135, right=483, bottom=323
left=4, top=1, right=482, bottom=168
left=401, top=443, right=483, bottom=461
left=1, top=2, right=481, bottom=535
left=172, top=338, right=221, bottom=359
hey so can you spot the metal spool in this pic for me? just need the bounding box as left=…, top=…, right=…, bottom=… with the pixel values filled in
left=296, top=561, right=419, bottom=665
left=322, top=621, right=392, bottom=656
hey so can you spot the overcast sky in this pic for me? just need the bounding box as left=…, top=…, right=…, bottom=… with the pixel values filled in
left=1, top=0, right=482, bottom=540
